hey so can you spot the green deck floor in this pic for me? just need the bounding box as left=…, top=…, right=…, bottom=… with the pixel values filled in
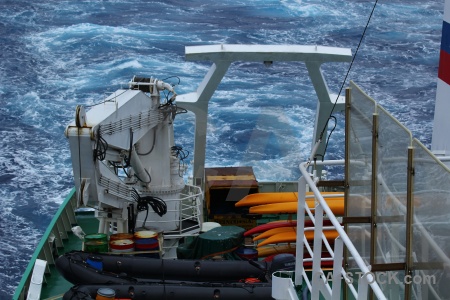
left=40, top=212, right=99, bottom=300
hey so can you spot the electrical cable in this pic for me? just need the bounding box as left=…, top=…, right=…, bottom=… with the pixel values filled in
left=323, top=115, right=337, bottom=158
left=160, top=76, right=181, bottom=106
left=84, top=90, right=128, bottom=108
left=171, top=145, right=189, bottom=176
left=93, top=129, right=108, bottom=161
left=122, top=128, right=133, bottom=168
left=315, top=0, right=380, bottom=159
left=141, top=195, right=167, bottom=217
left=131, top=189, right=167, bottom=228
left=175, top=106, right=188, bottom=116
left=161, top=75, right=181, bottom=86
left=133, top=167, right=152, bottom=184
left=136, top=128, right=156, bottom=155
left=171, top=145, right=189, bottom=160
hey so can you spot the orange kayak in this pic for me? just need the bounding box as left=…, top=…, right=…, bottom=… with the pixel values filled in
left=257, top=244, right=296, bottom=257
left=235, top=192, right=343, bottom=207
left=249, top=200, right=344, bottom=215
left=256, top=230, right=339, bottom=247
left=253, top=227, right=297, bottom=241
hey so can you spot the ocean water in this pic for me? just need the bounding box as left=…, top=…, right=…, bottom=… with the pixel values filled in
left=0, top=0, right=443, bottom=297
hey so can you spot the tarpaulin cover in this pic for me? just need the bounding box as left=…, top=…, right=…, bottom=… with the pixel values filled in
left=177, top=226, right=245, bottom=259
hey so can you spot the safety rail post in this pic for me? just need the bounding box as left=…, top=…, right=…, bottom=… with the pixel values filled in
left=404, top=146, right=414, bottom=299
left=311, top=203, right=325, bottom=299
left=344, top=87, right=351, bottom=300
left=331, top=237, right=344, bottom=300
left=369, top=112, right=379, bottom=300
left=295, top=176, right=307, bottom=287
left=357, top=273, right=369, bottom=300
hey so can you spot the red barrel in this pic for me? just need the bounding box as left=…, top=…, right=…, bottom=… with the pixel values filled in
left=110, top=233, right=134, bottom=241
left=109, top=239, right=135, bottom=253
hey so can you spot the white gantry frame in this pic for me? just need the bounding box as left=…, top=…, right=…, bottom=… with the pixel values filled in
left=177, top=44, right=352, bottom=185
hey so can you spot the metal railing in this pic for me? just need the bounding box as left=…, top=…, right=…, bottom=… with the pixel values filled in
left=300, top=160, right=386, bottom=299
left=272, top=159, right=388, bottom=300
left=273, top=82, right=450, bottom=299
left=13, top=189, right=78, bottom=300
left=161, top=184, right=203, bottom=237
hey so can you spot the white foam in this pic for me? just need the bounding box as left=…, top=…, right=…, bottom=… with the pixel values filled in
left=0, top=0, right=444, bottom=297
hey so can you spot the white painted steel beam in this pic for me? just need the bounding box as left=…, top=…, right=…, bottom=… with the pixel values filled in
left=176, top=61, right=231, bottom=182
left=177, top=44, right=352, bottom=184
left=185, top=44, right=352, bottom=63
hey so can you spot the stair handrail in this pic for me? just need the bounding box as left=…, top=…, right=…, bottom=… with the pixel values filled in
left=297, top=159, right=387, bottom=300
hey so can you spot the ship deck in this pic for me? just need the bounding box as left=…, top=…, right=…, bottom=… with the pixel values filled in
left=41, top=212, right=98, bottom=300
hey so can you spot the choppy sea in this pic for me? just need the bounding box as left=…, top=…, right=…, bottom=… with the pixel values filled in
left=0, top=0, right=444, bottom=297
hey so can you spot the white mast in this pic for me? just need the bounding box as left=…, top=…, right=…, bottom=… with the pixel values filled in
left=431, top=0, right=450, bottom=163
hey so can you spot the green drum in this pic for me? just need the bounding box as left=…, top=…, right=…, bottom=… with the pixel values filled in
left=84, top=233, right=108, bottom=253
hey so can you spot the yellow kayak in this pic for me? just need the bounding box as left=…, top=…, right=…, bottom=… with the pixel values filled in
left=249, top=200, right=345, bottom=215
left=235, top=192, right=343, bottom=207
left=253, top=227, right=297, bottom=241
left=257, top=244, right=296, bottom=257
left=256, top=230, right=339, bottom=247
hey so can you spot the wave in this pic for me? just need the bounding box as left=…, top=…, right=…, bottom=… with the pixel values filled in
left=0, top=0, right=443, bottom=297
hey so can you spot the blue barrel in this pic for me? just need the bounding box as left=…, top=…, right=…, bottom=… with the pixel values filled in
left=86, top=255, right=103, bottom=271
